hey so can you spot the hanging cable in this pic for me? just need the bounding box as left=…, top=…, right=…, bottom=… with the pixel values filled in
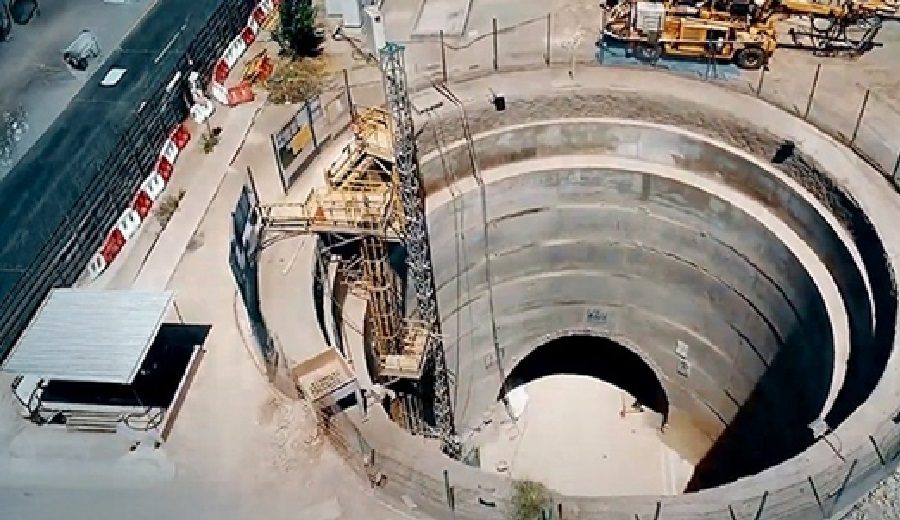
left=432, top=81, right=515, bottom=421
left=425, top=107, right=467, bottom=413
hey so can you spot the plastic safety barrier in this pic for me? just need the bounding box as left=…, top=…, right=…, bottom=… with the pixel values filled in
left=86, top=0, right=275, bottom=281
left=208, top=0, right=277, bottom=104
left=86, top=124, right=192, bottom=281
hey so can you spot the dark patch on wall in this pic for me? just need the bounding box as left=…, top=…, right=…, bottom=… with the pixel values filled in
left=687, top=297, right=831, bottom=490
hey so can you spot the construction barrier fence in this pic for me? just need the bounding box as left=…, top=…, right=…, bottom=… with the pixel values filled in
left=339, top=9, right=900, bottom=192
left=318, top=403, right=900, bottom=520
left=272, top=96, right=330, bottom=191
left=230, top=178, right=275, bottom=362
left=0, top=0, right=257, bottom=360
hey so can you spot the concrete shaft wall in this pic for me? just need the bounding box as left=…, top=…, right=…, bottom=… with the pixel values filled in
left=278, top=71, right=900, bottom=519
left=430, top=166, right=831, bottom=437
left=419, top=119, right=872, bottom=488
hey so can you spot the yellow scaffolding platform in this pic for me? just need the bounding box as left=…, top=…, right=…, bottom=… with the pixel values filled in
left=262, top=105, right=428, bottom=381
left=262, top=180, right=401, bottom=239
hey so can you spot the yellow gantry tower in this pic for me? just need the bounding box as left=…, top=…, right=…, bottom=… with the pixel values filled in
left=261, top=107, right=428, bottom=381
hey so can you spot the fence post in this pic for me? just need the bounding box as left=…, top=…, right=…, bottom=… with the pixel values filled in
left=443, top=469, right=453, bottom=509
left=850, top=89, right=870, bottom=146
left=270, top=133, right=287, bottom=195
left=756, top=66, right=766, bottom=97
left=449, top=486, right=457, bottom=519
left=892, top=150, right=900, bottom=182
left=492, top=18, right=499, bottom=71
left=753, top=491, right=769, bottom=520
left=440, top=30, right=447, bottom=82
left=545, top=13, right=551, bottom=66
left=342, top=68, right=356, bottom=123
left=804, top=63, right=821, bottom=120
left=869, top=434, right=886, bottom=465
left=246, top=166, right=262, bottom=206
left=807, top=475, right=825, bottom=517
left=829, top=459, right=858, bottom=516
left=728, top=505, right=738, bottom=520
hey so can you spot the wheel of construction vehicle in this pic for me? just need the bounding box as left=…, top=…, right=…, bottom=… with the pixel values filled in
left=734, top=47, right=765, bottom=70
left=635, top=43, right=661, bottom=62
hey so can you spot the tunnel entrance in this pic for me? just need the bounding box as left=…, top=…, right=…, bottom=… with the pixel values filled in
left=501, top=334, right=669, bottom=421
left=471, top=334, right=698, bottom=496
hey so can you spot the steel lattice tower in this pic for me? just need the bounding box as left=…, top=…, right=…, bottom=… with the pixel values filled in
left=379, top=42, right=459, bottom=458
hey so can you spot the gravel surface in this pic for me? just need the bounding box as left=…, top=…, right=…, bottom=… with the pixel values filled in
left=843, top=470, right=900, bottom=519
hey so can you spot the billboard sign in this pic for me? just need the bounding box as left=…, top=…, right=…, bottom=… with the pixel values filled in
left=272, top=96, right=331, bottom=190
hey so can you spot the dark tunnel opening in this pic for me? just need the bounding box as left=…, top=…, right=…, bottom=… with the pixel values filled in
left=499, top=335, right=670, bottom=421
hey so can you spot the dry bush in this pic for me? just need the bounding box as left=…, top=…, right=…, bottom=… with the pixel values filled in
left=156, top=189, right=186, bottom=228
left=265, top=57, right=329, bottom=104
left=510, top=479, right=551, bottom=520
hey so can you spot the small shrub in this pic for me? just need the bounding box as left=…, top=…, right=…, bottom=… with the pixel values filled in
left=156, top=189, right=186, bottom=228
left=265, top=57, right=329, bottom=104
left=201, top=131, right=220, bottom=154
left=510, top=479, right=551, bottom=520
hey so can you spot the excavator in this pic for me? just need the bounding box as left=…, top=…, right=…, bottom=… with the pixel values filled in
left=602, top=0, right=899, bottom=69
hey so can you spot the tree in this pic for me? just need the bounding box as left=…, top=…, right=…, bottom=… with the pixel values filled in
left=274, top=0, right=323, bottom=57
left=265, top=57, right=329, bottom=104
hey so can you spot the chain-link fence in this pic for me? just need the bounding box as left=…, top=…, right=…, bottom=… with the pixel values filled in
left=747, top=61, right=900, bottom=181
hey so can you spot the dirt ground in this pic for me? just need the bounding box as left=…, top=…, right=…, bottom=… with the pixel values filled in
left=475, top=375, right=699, bottom=496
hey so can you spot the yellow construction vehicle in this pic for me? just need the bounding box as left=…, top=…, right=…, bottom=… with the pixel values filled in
left=603, top=1, right=777, bottom=69
left=602, top=0, right=896, bottom=66
left=695, top=0, right=891, bottom=54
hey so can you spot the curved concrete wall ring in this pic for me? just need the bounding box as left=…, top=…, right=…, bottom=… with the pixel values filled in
left=258, top=68, right=900, bottom=520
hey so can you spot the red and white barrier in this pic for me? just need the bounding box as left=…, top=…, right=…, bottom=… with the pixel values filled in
left=86, top=124, right=191, bottom=281
left=86, top=0, right=277, bottom=281
left=209, top=0, right=278, bottom=105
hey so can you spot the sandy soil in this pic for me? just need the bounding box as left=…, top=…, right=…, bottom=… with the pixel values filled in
left=475, top=375, right=702, bottom=496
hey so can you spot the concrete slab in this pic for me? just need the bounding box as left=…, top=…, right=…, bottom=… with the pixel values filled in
left=412, top=0, right=473, bottom=36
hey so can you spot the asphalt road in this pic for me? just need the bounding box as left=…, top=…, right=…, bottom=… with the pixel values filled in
left=0, top=0, right=158, bottom=178
left=0, top=0, right=250, bottom=331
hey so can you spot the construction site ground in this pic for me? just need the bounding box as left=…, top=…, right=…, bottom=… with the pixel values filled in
left=1, top=0, right=900, bottom=518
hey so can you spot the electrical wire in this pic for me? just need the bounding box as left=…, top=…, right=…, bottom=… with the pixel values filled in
left=425, top=108, right=480, bottom=421
left=432, top=81, right=514, bottom=421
